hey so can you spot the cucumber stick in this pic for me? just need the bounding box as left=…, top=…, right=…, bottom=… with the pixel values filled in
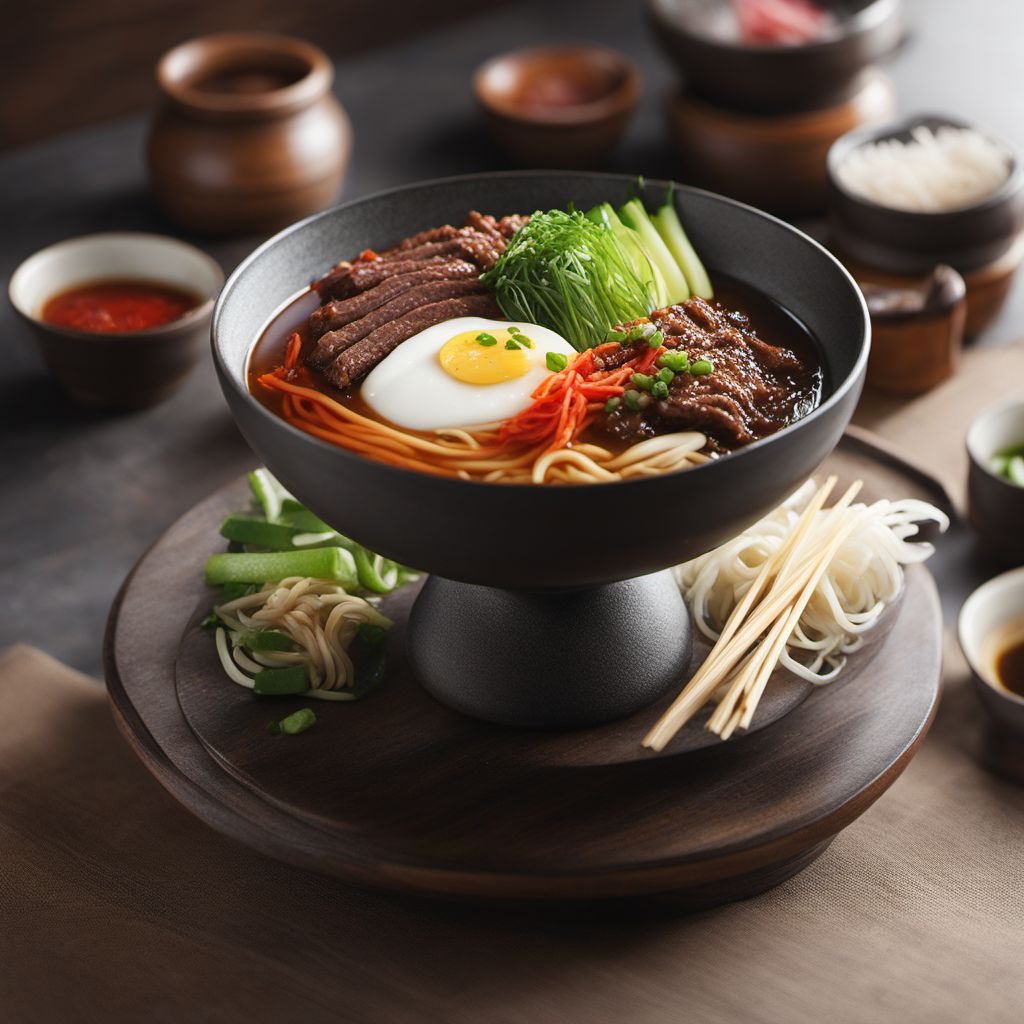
left=247, top=468, right=292, bottom=522
left=219, top=514, right=303, bottom=549
left=205, top=548, right=358, bottom=587
left=653, top=201, right=713, bottom=299
left=618, top=199, right=690, bottom=304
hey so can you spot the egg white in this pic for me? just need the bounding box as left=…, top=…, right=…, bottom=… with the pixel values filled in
left=361, top=317, right=577, bottom=431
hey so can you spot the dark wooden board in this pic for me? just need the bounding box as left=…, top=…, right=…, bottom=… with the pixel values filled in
left=106, top=434, right=945, bottom=902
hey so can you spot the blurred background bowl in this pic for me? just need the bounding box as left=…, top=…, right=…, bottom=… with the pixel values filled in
left=148, top=32, right=351, bottom=235
left=667, top=67, right=895, bottom=216
left=474, top=44, right=641, bottom=167
left=966, top=398, right=1024, bottom=567
left=827, top=113, right=1024, bottom=275
left=9, top=232, right=223, bottom=411
left=212, top=171, right=869, bottom=591
left=647, top=0, right=904, bottom=114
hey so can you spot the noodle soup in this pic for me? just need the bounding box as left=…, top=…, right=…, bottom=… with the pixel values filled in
left=248, top=202, right=824, bottom=484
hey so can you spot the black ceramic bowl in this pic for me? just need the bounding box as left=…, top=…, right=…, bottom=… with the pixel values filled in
left=213, top=171, right=868, bottom=592
left=647, top=0, right=903, bottom=114
left=828, top=114, right=1024, bottom=274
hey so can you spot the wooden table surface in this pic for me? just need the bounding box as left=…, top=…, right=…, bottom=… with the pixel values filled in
left=2, top=0, right=1023, bottom=675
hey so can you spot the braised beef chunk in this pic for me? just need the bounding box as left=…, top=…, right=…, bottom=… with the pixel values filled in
left=324, top=292, right=500, bottom=390
left=309, top=278, right=487, bottom=369
left=463, top=210, right=505, bottom=246
left=599, top=297, right=819, bottom=450
left=308, top=260, right=479, bottom=338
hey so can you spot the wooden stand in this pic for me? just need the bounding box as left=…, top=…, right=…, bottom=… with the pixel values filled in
left=105, top=433, right=945, bottom=905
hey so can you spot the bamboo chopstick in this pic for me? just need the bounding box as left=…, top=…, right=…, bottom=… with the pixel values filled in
left=642, top=478, right=864, bottom=752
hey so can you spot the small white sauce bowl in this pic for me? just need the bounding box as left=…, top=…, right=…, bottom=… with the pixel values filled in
left=9, top=232, right=223, bottom=411
left=959, top=565, right=1024, bottom=734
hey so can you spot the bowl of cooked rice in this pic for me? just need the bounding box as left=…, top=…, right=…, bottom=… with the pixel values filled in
left=827, top=114, right=1024, bottom=275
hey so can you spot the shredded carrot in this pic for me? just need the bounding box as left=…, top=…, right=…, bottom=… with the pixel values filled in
left=498, top=343, right=666, bottom=451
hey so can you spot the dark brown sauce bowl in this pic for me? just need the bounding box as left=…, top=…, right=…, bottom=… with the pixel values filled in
left=10, top=232, right=223, bottom=411
left=473, top=45, right=642, bottom=167
left=212, top=171, right=868, bottom=591
left=647, top=0, right=904, bottom=114
left=828, top=114, right=1024, bottom=275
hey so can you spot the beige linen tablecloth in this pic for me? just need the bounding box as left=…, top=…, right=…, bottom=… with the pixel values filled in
left=3, top=345, right=1024, bottom=1024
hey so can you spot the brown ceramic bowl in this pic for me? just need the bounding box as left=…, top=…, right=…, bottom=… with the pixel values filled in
left=835, top=236, right=1024, bottom=340
left=148, top=32, right=351, bottom=235
left=966, top=398, right=1024, bottom=567
left=828, top=114, right=1024, bottom=275
left=9, top=233, right=223, bottom=411
left=473, top=45, right=642, bottom=168
left=666, top=67, right=895, bottom=216
left=959, top=567, right=1024, bottom=737
left=648, top=0, right=904, bottom=114
left=860, top=264, right=966, bottom=395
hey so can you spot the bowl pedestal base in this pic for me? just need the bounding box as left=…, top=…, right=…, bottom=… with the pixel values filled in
left=406, top=570, right=693, bottom=729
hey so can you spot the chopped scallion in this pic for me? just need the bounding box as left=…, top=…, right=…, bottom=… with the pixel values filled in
left=691, top=359, right=714, bottom=375
left=657, top=351, right=689, bottom=373
left=253, top=666, right=310, bottom=696
left=280, top=708, right=317, bottom=735
left=546, top=352, right=569, bottom=372
left=604, top=396, right=621, bottom=413
left=476, top=332, right=497, bottom=346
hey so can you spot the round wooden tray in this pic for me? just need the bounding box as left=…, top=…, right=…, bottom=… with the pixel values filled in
left=105, top=430, right=947, bottom=905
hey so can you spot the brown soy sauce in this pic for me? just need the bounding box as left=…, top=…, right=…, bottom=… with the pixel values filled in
left=996, top=636, right=1024, bottom=698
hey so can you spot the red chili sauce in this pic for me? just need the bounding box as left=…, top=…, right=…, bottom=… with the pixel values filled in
left=41, top=279, right=200, bottom=334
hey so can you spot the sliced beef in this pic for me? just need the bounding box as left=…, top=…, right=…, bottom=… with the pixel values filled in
left=324, top=292, right=500, bottom=390
left=385, top=225, right=462, bottom=253
left=312, top=211, right=525, bottom=298
left=314, top=256, right=463, bottom=301
left=308, top=260, right=478, bottom=337
left=497, top=214, right=529, bottom=237
left=381, top=233, right=503, bottom=269
left=309, top=278, right=487, bottom=369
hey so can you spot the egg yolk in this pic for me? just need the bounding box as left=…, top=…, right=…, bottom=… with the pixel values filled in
left=438, top=329, right=530, bottom=385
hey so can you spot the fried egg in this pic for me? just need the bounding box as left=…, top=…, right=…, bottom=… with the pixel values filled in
left=361, top=318, right=576, bottom=431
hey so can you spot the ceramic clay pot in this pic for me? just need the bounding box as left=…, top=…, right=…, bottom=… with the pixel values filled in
left=148, top=32, right=351, bottom=236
